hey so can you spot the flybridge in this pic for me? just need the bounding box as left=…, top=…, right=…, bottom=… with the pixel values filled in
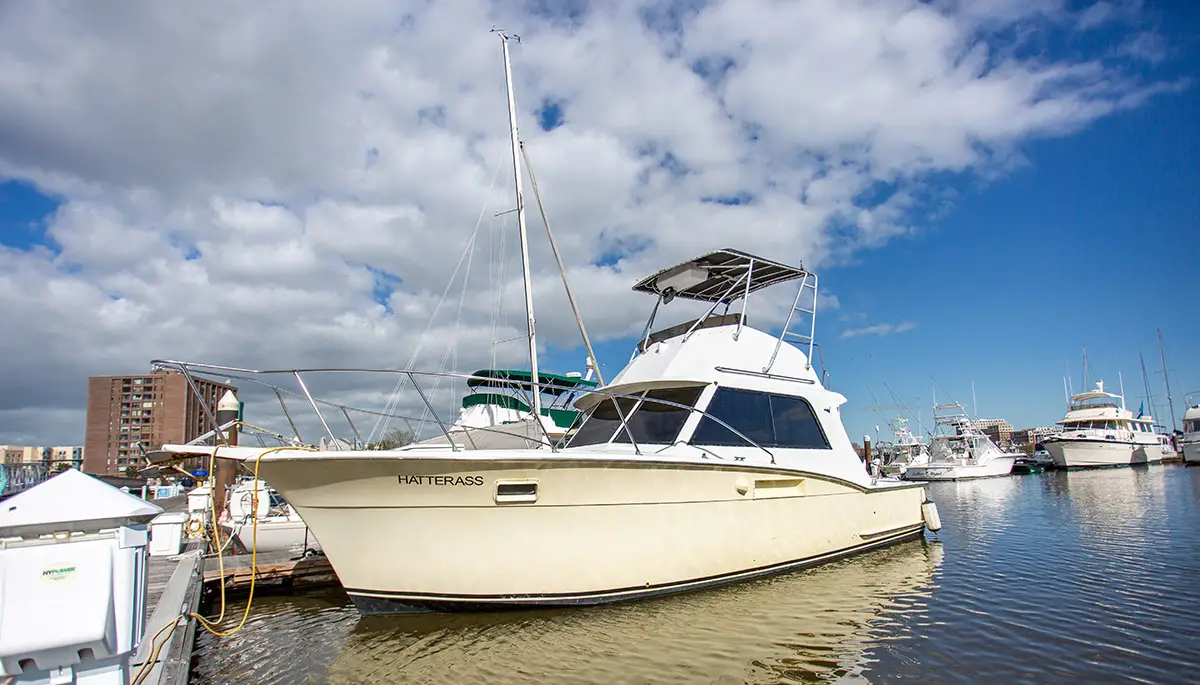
left=630, top=249, right=821, bottom=377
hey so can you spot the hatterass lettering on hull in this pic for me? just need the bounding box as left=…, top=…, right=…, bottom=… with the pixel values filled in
left=398, top=475, right=484, bottom=486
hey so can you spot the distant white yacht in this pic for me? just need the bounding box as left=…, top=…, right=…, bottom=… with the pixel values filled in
left=1182, top=393, right=1200, bottom=465
left=416, top=368, right=598, bottom=450
left=1043, top=381, right=1164, bottom=468
left=903, top=404, right=1016, bottom=481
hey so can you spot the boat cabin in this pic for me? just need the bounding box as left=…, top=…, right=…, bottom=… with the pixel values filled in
left=562, top=249, right=871, bottom=485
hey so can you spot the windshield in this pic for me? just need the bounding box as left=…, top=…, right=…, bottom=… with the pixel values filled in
left=567, top=386, right=704, bottom=448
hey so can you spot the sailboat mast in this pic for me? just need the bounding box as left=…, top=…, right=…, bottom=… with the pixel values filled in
left=1158, top=329, right=1176, bottom=432
left=1140, top=352, right=1155, bottom=419
left=498, top=32, right=542, bottom=420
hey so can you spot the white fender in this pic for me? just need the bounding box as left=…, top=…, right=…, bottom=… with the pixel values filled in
left=921, top=501, right=942, bottom=532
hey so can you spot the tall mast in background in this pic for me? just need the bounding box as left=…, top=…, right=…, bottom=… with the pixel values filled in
left=1158, top=329, right=1176, bottom=432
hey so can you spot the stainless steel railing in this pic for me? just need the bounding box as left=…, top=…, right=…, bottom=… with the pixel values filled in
left=149, top=360, right=777, bottom=462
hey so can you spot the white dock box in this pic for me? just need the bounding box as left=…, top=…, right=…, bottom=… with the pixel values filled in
left=0, top=470, right=162, bottom=685
left=185, top=484, right=210, bottom=514
left=148, top=512, right=189, bottom=557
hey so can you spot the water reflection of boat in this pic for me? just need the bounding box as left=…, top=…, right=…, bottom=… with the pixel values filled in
left=1055, top=466, right=1169, bottom=531
left=310, top=540, right=942, bottom=685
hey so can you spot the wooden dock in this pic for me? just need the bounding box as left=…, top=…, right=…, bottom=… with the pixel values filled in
left=130, top=496, right=205, bottom=685
left=127, top=496, right=339, bottom=684
left=203, top=550, right=337, bottom=590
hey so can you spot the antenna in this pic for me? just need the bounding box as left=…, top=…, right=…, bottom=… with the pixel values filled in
left=1063, top=376, right=1070, bottom=409
left=1065, top=353, right=1074, bottom=396
left=1081, top=344, right=1089, bottom=390
left=971, top=380, right=978, bottom=418
left=1119, top=371, right=1126, bottom=410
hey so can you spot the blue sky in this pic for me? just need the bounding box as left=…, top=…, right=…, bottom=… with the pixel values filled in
left=542, top=1, right=1200, bottom=440
left=827, top=54, right=1199, bottom=439
left=0, top=0, right=1195, bottom=446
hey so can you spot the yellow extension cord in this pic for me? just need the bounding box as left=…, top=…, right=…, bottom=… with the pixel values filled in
left=131, top=443, right=312, bottom=684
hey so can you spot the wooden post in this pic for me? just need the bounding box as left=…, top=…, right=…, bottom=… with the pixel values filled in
left=212, top=390, right=240, bottom=520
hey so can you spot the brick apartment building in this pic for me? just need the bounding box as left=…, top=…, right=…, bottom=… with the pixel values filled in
left=84, top=371, right=236, bottom=475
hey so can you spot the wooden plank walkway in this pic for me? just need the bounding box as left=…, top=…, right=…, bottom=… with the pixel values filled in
left=203, top=550, right=337, bottom=590
left=131, top=495, right=205, bottom=685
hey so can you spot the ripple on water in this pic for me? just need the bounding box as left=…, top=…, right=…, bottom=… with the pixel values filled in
left=191, top=465, right=1200, bottom=684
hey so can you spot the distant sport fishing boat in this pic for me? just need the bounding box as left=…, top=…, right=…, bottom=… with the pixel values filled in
left=879, top=417, right=930, bottom=477
left=902, top=404, right=1016, bottom=481
left=152, top=248, right=940, bottom=614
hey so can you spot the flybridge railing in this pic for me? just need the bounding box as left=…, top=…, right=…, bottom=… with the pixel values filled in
left=149, top=360, right=777, bottom=463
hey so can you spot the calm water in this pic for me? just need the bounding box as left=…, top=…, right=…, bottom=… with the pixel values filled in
left=192, top=465, right=1200, bottom=684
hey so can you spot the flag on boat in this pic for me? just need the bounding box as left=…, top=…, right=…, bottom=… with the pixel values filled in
left=1137, top=401, right=1144, bottom=419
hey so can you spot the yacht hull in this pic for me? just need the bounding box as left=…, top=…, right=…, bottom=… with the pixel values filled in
left=257, top=455, right=927, bottom=614
left=902, top=456, right=1015, bottom=481
left=1183, top=442, right=1200, bottom=465
left=1044, top=438, right=1149, bottom=468
left=1134, top=444, right=1169, bottom=464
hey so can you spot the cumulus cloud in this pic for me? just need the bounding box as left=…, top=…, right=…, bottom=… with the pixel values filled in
left=840, top=322, right=919, bottom=339
left=0, top=0, right=1177, bottom=443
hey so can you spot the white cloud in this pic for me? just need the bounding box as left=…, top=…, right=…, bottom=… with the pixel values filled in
left=0, top=0, right=1176, bottom=443
left=840, top=321, right=919, bottom=339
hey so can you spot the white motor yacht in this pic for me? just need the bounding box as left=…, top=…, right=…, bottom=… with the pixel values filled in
left=1182, top=393, right=1200, bottom=464
left=223, top=478, right=322, bottom=557
left=1043, top=381, right=1165, bottom=468
left=903, top=404, right=1016, bottom=481
left=416, top=368, right=598, bottom=450
left=152, top=249, right=937, bottom=613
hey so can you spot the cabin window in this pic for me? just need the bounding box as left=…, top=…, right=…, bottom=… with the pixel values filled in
left=691, top=388, right=831, bottom=449
left=567, top=397, right=638, bottom=447
left=613, top=386, right=705, bottom=445
left=1185, top=419, right=1199, bottom=433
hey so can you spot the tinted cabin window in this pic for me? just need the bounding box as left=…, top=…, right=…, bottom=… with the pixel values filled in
left=771, top=394, right=831, bottom=449
left=568, top=397, right=637, bottom=447
left=691, top=388, right=773, bottom=447
left=613, top=386, right=704, bottom=445
left=691, top=388, right=831, bottom=449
